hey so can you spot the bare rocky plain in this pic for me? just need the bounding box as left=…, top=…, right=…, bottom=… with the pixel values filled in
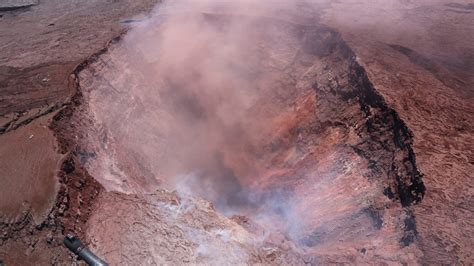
left=0, top=0, right=472, bottom=265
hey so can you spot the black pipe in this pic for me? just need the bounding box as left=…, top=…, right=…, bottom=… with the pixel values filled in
left=64, top=234, right=108, bottom=266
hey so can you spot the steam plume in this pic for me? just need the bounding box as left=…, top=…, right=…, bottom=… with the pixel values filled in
left=85, top=0, right=313, bottom=239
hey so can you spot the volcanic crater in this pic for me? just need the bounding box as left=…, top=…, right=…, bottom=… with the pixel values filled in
left=46, top=12, right=427, bottom=264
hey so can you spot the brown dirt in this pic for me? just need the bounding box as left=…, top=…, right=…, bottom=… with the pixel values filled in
left=0, top=112, right=62, bottom=223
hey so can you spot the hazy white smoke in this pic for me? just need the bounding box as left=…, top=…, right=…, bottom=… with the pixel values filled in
left=84, top=0, right=320, bottom=240
left=117, top=0, right=298, bottom=199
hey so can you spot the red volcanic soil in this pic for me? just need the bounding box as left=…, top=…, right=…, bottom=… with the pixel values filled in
left=0, top=0, right=472, bottom=265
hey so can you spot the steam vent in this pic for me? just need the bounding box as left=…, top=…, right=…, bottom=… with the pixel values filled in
left=0, top=0, right=472, bottom=265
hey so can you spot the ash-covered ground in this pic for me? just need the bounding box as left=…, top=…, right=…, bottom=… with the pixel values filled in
left=0, top=0, right=472, bottom=265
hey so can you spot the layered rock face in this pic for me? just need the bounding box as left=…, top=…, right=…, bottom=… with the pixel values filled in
left=323, top=1, right=474, bottom=263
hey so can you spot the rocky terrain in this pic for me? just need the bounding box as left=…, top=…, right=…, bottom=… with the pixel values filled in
left=0, top=0, right=472, bottom=265
left=323, top=1, right=474, bottom=263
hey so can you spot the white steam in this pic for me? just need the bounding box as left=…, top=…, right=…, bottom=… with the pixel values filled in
left=82, top=0, right=325, bottom=241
